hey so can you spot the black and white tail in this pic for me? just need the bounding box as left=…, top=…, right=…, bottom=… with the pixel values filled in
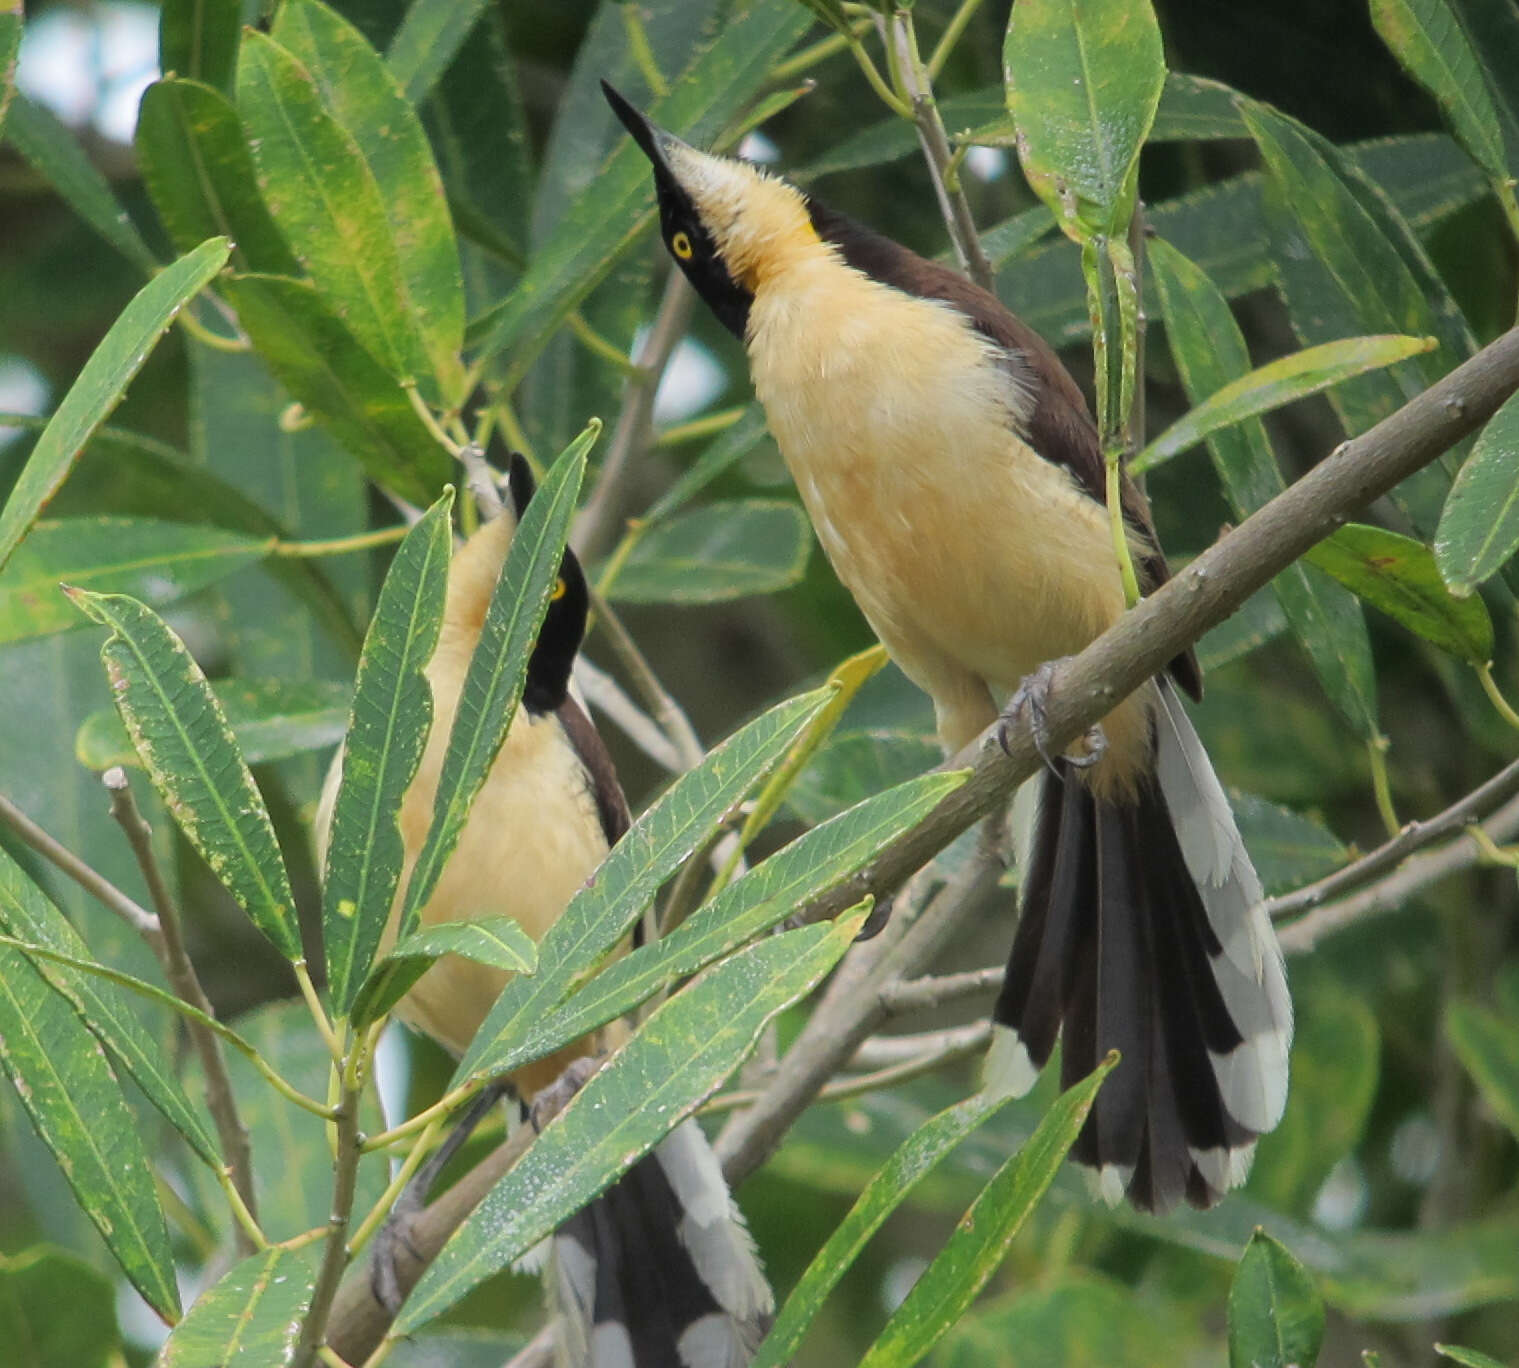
left=986, top=680, right=1292, bottom=1212
left=549, top=1118, right=773, bottom=1367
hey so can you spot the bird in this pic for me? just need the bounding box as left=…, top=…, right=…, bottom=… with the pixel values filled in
left=604, top=80, right=1292, bottom=1213
left=315, top=454, right=772, bottom=1365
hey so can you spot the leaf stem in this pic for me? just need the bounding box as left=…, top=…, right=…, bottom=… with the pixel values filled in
left=655, top=405, right=747, bottom=447
left=1366, top=735, right=1400, bottom=838
left=176, top=302, right=249, bottom=353
left=1477, top=661, right=1519, bottom=731
left=359, top=1081, right=481, bottom=1154
left=928, top=0, right=986, bottom=80
left=348, top=1114, right=448, bottom=1256
left=272, top=526, right=410, bottom=559
left=296, top=959, right=344, bottom=1062
left=620, top=2, right=669, bottom=98
left=105, top=767, right=260, bottom=1252
left=401, top=380, right=463, bottom=459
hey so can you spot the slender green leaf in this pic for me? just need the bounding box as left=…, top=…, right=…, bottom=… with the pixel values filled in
left=1196, top=588, right=1289, bottom=672
left=0, top=12, right=20, bottom=140
left=1436, top=1345, right=1509, bottom=1368
left=136, top=78, right=302, bottom=274
left=219, top=273, right=451, bottom=506
left=236, top=30, right=433, bottom=386
left=980, top=204, right=1059, bottom=271
left=489, top=771, right=965, bottom=1081
left=0, top=941, right=178, bottom=1319
left=1003, top=0, right=1165, bottom=240
left=1230, top=793, right=1347, bottom=896
left=1136, top=334, right=1437, bottom=473
left=68, top=590, right=302, bottom=959
left=1447, top=999, right=1519, bottom=1142
left=789, top=728, right=944, bottom=826
left=609, top=500, right=811, bottom=603
left=77, top=677, right=352, bottom=771
left=158, top=0, right=241, bottom=93
left=0, top=516, right=271, bottom=644
left=323, top=492, right=454, bottom=1013
left=754, top=1089, right=1014, bottom=1368
left=0, top=1247, right=120, bottom=1365
left=399, top=429, right=592, bottom=941
left=858, top=1055, right=1117, bottom=1368
left=1246, top=101, right=1473, bottom=537
left=400, top=911, right=865, bottom=1332
left=800, top=87, right=1003, bottom=180
left=1228, top=1230, right=1326, bottom=1368
left=644, top=404, right=772, bottom=523
left=158, top=1245, right=316, bottom=1366
left=0, top=843, right=220, bottom=1167
left=1435, top=390, right=1519, bottom=595
left=2, top=95, right=158, bottom=273
left=1370, top=0, right=1510, bottom=185
left=1305, top=523, right=1494, bottom=663
left=1149, top=238, right=1379, bottom=738
left=1152, top=72, right=1251, bottom=141
left=472, top=4, right=812, bottom=382
left=272, top=0, right=465, bottom=397
left=454, top=685, right=833, bottom=1085
left=387, top=0, right=492, bottom=103
left=352, top=916, right=539, bottom=1028
left=0, top=238, right=230, bottom=574
left=1446, top=0, right=1519, bottom=168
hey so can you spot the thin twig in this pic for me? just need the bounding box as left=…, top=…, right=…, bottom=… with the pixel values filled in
left=458, top=443, right=505, bottom=521
left=880, top=964, right=1003, bottom=1012
left=104, top=768, right=259, bottom=1252
left=587, top=586, right=705, bottom=770
left=1266, top=754, right=1519, bottom=920
left=1279, top=790, right=1519, bottom=953
left=295, top=1066, right=365, bottom=1368
left=888, top=11, right=995, bottom=291
left=572, top=656, right=683, bottom=773
left=573, top=269, right=694, bottom=562
left=0, top=791, right=161, bottom=939
left=848, top=1021, right=990, bottom=1068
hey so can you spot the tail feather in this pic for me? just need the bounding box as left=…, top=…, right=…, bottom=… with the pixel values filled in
left=986, top=682, right=1292, bottom=1212
left=550, top=1118, right=772, bottom=1367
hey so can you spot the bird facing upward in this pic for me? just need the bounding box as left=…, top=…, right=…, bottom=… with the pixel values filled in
left=606, top=81, right=1292, bottom=1214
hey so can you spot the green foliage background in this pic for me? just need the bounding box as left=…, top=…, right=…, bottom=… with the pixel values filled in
left=1, top=0, right=1518, bottom=1365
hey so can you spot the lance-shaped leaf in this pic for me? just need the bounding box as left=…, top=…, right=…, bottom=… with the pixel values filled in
left=0, top=843, right=220, bottom=1167
left=643, top=404, right=772, bottom=523
left=485, top=771, right=964, bottom=1082
left=471, top=4, right=812, bottom=382
left=398, top=911, right=864, bottom=1332
left=236, top=30, right=434, bottom=388
left=1227, top=1230, right=1325, bottom=1368
left=136, top=78, right=301, bottom=274
left=608, top=500, right=811, bottom=604
left=159, top=0, right=241, bottom=93
left=1435, top=390, right=1519, bottom=595
left=272, top=0, right=465, bottom=398
left=352, top=916, right=538, bottom=1028
left=157, top=1245, right=316, bottom=1367
left=78, top=677, right=352, bottom=771
left=387, top=0, right=494, bottom=103
left=1305, top=523, right=1494, bottom=664
left=0, top=12, right=20, bottom=139
left=68, top=589, right=302, bottom=959
left=1135, top=334, right=1437, bottom=474
left=1436, top=1345, right=1509, bottom=1368
left=397, top=429, right=593, bottom=941
left=2, top=95, right=159, bottom=273
left=219, top=273, right=451, bottom=506
left=0, top=940, right=178, bottom=1319
left=1149, top=238, right=1380, bottom=739
left=1447, top=999, right=1519, bottom=1142
left=322, top=492, right=454, bottom=1013
left=453, top=685, right=833, bottom=1085
left=1245, top=100, right=1474, bottom=538
left=0, top=237, right=230, bottom=574
left=0, top=516, right=271, bottom=644
left=753, top=1089, right=1015, bottom=1368
left=857, top=1055, right=1117, bottom=1368
left=1003, top=0, right=1165, bottom=241
left=1370, top=0, right=1511, bottom=190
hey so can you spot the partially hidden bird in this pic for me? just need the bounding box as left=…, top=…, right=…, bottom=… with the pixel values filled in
left=316, top=455, right=772, bottom=1366
left=605, top=80, right=1291, bottom=1213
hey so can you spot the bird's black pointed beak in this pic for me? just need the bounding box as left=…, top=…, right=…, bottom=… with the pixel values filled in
left=601, top=80, right=682, bottom=180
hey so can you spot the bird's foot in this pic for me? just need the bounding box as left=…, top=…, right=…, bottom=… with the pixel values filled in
left=370, top=1079, right=510, bottom=1313
left=997, top=659, right=1107, bottom=772
left=529, top=1056, right=600, bottom=1134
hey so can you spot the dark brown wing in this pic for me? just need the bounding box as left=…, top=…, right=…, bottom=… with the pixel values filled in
left=806, top=200, right=1202, bottom=700
left=557, top=694, right=631, bottom=848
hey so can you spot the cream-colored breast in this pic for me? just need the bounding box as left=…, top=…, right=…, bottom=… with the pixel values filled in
left=748, top=260, right=1127, bottom=704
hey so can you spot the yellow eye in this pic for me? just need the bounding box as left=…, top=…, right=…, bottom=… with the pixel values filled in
left=550, top=577, right=567, bottom=602
left=670, top=230, right=694, bottom=260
